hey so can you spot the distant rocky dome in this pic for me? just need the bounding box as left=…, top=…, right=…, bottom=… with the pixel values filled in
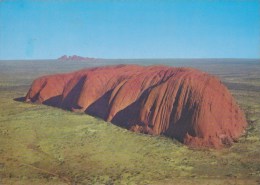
left=58, top=55, right=95, bottom=61
left=25, top=65, right=247, bottom=148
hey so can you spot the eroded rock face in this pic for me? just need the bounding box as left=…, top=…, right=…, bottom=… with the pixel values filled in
left=25, top=65, right=247, bottom=148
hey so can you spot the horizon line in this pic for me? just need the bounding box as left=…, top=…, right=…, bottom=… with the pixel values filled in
left=0, top=57, right=259, bottom=61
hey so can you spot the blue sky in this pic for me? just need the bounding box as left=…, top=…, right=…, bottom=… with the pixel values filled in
left=0, top=0, right=259, bottom=59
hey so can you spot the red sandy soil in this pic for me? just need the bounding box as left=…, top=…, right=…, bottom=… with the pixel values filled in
left=25, top=65, right=247, bottom=148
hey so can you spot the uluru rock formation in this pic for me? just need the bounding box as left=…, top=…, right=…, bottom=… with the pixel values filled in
left=25, top=65, right=247, bottom=148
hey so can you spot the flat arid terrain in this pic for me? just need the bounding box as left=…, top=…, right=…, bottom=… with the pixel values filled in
left=0, top=59, right=259, bottom=185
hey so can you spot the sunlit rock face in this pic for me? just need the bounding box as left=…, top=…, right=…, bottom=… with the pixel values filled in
left=25, top=65, right=247, bottom=148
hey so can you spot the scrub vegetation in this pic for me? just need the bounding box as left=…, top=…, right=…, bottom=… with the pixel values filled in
left=0, top=59, right=259, bottom=185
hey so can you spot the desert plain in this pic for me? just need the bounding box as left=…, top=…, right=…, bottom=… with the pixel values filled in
left=0, top=59, right=259, bottom=185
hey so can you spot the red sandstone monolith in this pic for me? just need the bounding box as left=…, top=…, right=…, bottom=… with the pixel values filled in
left=25, top=65, right=247, bottom=148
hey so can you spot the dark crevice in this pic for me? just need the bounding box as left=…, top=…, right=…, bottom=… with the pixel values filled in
left=61, top=76, right=87, bottom=110
left=84, top=90, right=113, bottom=120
